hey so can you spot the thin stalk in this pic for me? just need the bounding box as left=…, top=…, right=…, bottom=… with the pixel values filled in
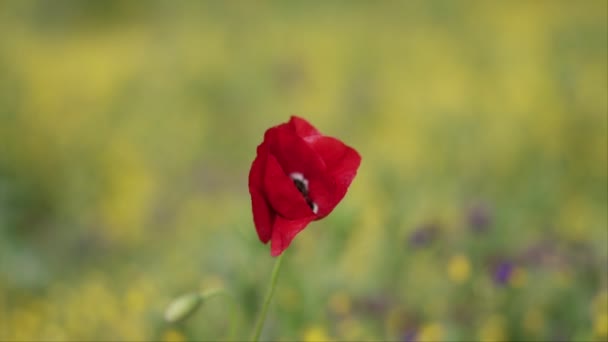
left=251, top=254, right=284, bottom=342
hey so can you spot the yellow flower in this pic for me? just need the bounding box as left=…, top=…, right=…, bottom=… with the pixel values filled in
left=594, top=312, right=608, bottom=338
left=591, top=292, right=607, bottom=339
left=447, top=254, right=471, bottom=284
left=162, top=329, right=185, bottom=342
left=418, top=322, right=443, bottom=342
left=303, top=325, right=331, bottom=342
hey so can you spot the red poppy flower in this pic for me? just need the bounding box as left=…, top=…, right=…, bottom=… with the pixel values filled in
left=248, top=116, right=361, bottom=256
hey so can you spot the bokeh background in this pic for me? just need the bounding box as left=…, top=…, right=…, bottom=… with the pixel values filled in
left=0, top=1, right=606, bottom=341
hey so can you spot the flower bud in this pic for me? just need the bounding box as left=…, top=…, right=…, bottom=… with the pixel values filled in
left=164, top=292, right=202, bottom=323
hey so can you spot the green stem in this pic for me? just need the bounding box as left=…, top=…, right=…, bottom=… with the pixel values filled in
left=251, top=254, right=284, bottom=342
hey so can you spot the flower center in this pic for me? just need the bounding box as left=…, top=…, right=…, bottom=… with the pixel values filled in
left=289, top=172, right=318, bottom=214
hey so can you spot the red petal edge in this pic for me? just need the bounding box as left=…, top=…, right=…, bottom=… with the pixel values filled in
left=270, top=216, right=314, bottom=257
left=306, top=136, right=361, bottom=217
left=248, top=143, right=274, bottom=243
left=263, top=122, right=327, bottom=188
left=288, top=115, right=321, bottom=139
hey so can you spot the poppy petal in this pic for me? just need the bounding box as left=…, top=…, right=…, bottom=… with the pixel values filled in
left=264, top=124, right=326, bottom=178
left=288, top=115, right=320, bottom=138
left=265, top=124, right=339, bottom=218
left=263, top=153, right=314, bottom=219
left=248, top=144, right=274, bottom=243
left=270, top=216, right=314, bottom=256
left=306, top=176, right=337, bottom=219
left=304, top=136, right=361, bottom=211
left=250, top=190, right=274, bottom=243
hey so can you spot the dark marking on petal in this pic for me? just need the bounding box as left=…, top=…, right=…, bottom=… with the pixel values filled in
left=293, top=178, right=309, bottom=196
left=290, top=172, right=318, bottom=214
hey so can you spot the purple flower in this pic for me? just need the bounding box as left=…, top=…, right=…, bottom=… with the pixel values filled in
left=401, top=329, right=417, bottom=342
left=493, top=261, right=514, bottom=285
left=408, top=223, right=439, bottom=248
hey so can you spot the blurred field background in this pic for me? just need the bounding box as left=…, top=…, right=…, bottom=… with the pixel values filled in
left=0, top=1, right=607, bottom=341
